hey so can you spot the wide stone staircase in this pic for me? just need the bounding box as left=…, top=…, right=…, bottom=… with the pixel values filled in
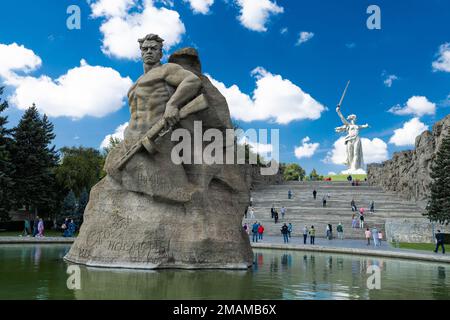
left=243, top=181, right=425, bottom=240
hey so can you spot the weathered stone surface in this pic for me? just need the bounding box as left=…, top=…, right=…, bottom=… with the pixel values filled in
left=385, top=218, right=450, bottom=243
left=367, top=115, right=450, bottom=207
left=65, top=35, right=254, bottom=269
left=66, top=176, right=253, bottom=269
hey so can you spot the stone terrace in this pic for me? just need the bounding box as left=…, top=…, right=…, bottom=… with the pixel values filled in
left=243, top=181, right=425, bottom=239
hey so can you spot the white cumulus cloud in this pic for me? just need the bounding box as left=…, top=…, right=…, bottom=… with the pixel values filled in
left=89, top=0, right=186, bottom=60
left=0, top=43, right=42, bottom=77
left=389, top=118, right=429, bottom=147
left=235, top=0, right=283, bottom=32
left=208, top=67, right=325, bottom=124
left=5, top=58, right=132, bottom=119
left=100, top=122, right=129, bottom=149
left=389, top=96, right=436, bottom=117
left=325, top=137, right=388, bottom=165
left=90, top=0, right=137, bottom=18
left=432, top=43, right=450, bottom=73
left=296, top=32, right=314, bottom=46
left=294, top=137, right=319, bottom=159
left=185, top=0, right=214, bottom=14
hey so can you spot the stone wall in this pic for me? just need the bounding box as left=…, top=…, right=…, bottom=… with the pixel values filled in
left=367, top=115, right=450, bottom=207
left=243, top=164, right=283, bottom=189
left=385, top=218, right=450, bottom=243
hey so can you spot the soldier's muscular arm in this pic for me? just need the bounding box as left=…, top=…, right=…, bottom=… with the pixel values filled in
left=164, top=64, right=202, bottom=126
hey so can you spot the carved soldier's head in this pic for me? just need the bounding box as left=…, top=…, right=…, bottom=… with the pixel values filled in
left=138, top=34, right=164, bottom=67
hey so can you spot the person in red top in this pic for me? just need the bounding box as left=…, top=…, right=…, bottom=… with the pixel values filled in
left=258, top=224, right=265, bottom=241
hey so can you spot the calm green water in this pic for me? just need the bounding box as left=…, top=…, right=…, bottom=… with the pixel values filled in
left=0, top=244, right=449, bottom=300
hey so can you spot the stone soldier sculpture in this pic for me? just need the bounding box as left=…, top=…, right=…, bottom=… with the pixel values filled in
left=65, top=34, right=253, bottom=269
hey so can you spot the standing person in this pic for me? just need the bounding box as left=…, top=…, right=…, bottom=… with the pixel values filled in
left=270, top=205, right=275, bottom=219
left=326, top=224, right=331, bottom=240
left=288, top=189, right=292, bottom=199
left=309, top=226, right=316, bottom=245
left=303, top=225, right=309, bottom=244
left=244, top=206, right=248, bottom=219
left=37, top=218, right=44, bottom=237
left=258, top=224, right=264, bottom=241
left=328, top=224, right=333, bottom=240
left=313, top=189, right=317, bottom=200
left=288, top=223, right=293, bottom=238
left=351, top=215, right=357, bottom=228
left=434, top=230, right=446, bottom=254
left=68, top=219, right=76, bottom=237
left=62, top=219, right=68, bottom=237
left=337, top=223, right=344, bottom=240
left=378, top=230, right=383, bottom=245
left=370, top=201, right=375, bottom=213
left=249, top=207, right=255, bottom=219
left=322, top=196, right=327, bottom=207
left=274, top=210, right=279, bottom=224
left=32, top=216, right=39, bottom=237
left=249, top=196, right=253, bottom=207
left=281, top=223, right=289, bottom=243
left=281, top=206, right=286, bottom=220
left=365, top=228, right=372, bottom=246
left=243, top=223, right=248, bottom=234
left=359, top=213, right=364, bottom=229
left=351, top=199, right=357, bottom=212
left=252, top=222, right=259, bottom=243
left=23, top=219, right=31, bottom=237
left=372, top=227, right=379, bottom=247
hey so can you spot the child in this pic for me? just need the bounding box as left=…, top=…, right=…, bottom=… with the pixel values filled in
left=378, top=231, right=383, bottom=244
left=365, top=228, right=371, bottom=246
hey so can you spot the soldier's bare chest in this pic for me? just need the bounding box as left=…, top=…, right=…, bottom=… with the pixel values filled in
left=134, top=69, right=171, bottom=99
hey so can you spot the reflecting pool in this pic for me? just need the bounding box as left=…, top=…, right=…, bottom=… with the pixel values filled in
left=0, top=244, right=449, bottom=300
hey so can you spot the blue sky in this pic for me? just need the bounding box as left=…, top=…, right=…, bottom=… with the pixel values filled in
left=0, top=0, right=449, bottom=175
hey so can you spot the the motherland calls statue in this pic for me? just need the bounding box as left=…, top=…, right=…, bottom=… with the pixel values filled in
left=65, top=34, right=253, bottom=269
left=335, top=81, right=369, bottom=174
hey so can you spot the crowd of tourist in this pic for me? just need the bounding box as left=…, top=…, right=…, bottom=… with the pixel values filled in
left=21, top=216, right=77, bottom=238
left=242, top=184, right=386, bottom=247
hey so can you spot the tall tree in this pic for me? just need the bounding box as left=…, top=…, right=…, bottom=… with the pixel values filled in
left=12, top=105, right=59, bottom=218
left=425, top=129, right=450, bottom=225
left=62, top=190, right=78, bottom=218
left=309, top=169, right=320, bottom=181
left=56, top=146, right=104, bottom=197
left=103, top=136, right=122, bottom=156
left=282, top=163, right=306, bottom=181
left=77, top=188, right=89, bottom=225
left=0, top=87, right=14, bottom=221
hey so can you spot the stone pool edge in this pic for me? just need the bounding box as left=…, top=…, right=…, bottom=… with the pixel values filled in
left=252, top=243, right=450, bottom=264
left=1, top=237, right=449, bottom=264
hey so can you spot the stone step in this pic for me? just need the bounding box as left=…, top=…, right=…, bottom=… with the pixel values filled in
left=244, top=181, right=422, bottom=239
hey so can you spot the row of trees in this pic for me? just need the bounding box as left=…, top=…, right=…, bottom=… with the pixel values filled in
left=280, top=163, right=323, bottom=181
left=0, top=88, right=107, bottom=223
left=2, top=87, right=448, bottom=225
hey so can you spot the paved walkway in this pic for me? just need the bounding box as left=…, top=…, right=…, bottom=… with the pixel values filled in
left=250, top=235, right=450, bottom=264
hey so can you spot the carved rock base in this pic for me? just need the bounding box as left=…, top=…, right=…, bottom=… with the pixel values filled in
left=65, top=176, right=254, bottom=270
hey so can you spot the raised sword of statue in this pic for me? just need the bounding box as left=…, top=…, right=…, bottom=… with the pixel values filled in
left=115, top=94, right=208, bottom=171
left=338, top=80, right=350, bottom=108
left=335, top=81, right=350, bottom=133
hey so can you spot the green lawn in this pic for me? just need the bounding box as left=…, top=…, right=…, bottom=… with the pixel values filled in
left=396, top=242, right=436, bottom=251
left=324, top=174, right=367, bottom=182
